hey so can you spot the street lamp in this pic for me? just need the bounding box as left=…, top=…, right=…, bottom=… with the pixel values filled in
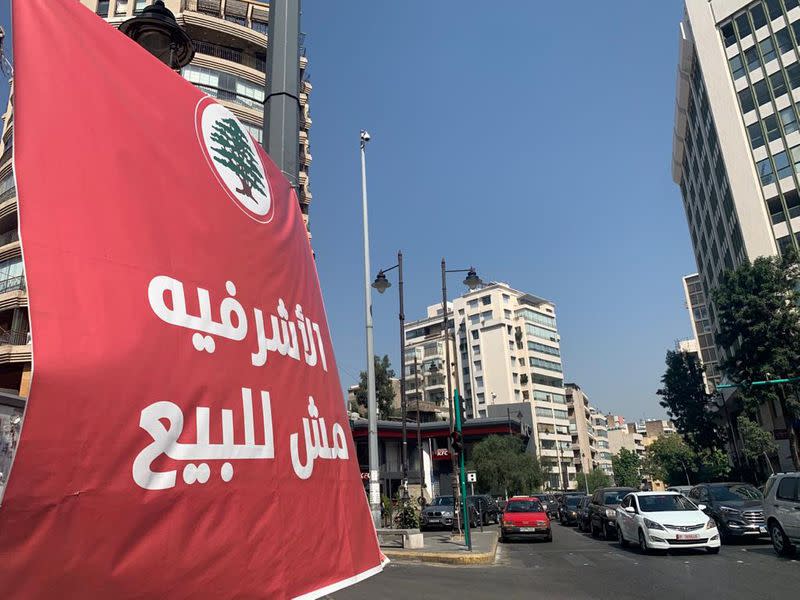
left=372, top=251, right=408, bottom=493
left=440, top=260, right=482, bottom=545
left=359, top=129, right=381, bottom=527
left=119, top=0, right=195, bottom=70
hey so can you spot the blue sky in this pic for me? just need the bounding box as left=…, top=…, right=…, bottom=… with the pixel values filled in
left=0, top=1, right=694, bottom=421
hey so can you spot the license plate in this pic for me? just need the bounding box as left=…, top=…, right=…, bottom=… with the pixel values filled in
left=676, top=533, right=699, bottom=540
left=760, top=526, right=767, bottom=534
left=519, top=527, right=536, bottom=532
left=428, top=518, right=440, bottom=523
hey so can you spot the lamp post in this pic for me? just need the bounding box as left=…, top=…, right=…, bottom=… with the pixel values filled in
left=359, top=130, right=380, bottom=527
left=414, top=354, right=425, bottom=498
left=372, top=251, right=408, bottom=493
left=440, top=260, right=482, bottom=540
left=119, top=0, right=195, bottom=70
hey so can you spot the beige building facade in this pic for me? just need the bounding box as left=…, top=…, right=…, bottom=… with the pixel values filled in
left=566, top=384, right=614, bottom=479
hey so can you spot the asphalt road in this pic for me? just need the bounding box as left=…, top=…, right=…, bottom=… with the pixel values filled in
left=331, top=524, right=800, bottom=600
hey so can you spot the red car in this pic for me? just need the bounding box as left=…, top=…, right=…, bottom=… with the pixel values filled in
left=500, top=496, right=552, bottom=542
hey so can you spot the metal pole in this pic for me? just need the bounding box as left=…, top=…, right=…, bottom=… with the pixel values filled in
left=398, top=251, right=408, bottom=491
left=415, top=354, right=424, bottom=498
left=456, top=389, right=472, bottom=551
left=718, top=392, right=741, bottom=473
left=360, top=132, right=380, bottom=528
left=441, top=259, right=460, bottom=534
left=264, top=0, right=301, bottom=193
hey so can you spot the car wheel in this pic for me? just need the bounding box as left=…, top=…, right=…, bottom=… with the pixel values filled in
left=619, top=530, right=629, bottom=548
left=591, top=521, right=600, bottom=538
left=545, top=531, right=553, bottom=542
left=770, top=522, right=797, bottom=557
left=715, top=519, right=729, bottom=545
left=638, top=529, right=649, bottom=554
left=707, top=546, right=720, bottom=554
left=604, top=523, right=616, bottom=540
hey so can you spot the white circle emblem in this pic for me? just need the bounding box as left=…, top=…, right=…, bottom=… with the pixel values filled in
left=197, top=99, right=273, bottom=222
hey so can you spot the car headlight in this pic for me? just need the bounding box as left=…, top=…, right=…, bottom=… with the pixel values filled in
left=441, top=510, right=453, bottom=517
left=570, top=511, right=577, bottom=516
left=719, top=506, right=741, bottom=518
left=605, top=508, right=617, bottom=519
left=705, top=519, right=717, bottom=530
left=644, top=518, right=666, bottom=531
left=536, top=520, right=547, bottom=527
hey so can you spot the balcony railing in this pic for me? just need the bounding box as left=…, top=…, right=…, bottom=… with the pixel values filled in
left=0, top=230, right=19, bottom=247
left=0, top=146, right=11, bottom=166
left=183, top=0, right=269, bottom=36
left=0, top=329, right=28, bottom=346
left=0, top=276, right=25, bottom=294
left=0, top=186, right=15, bottom=204
left=194, top=84, right=262, bottom=110
left=193, top=40, right=265, bottom=71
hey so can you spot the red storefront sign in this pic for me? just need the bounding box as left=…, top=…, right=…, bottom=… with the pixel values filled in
left=0, top=1, right=384, bottom=597
left=433, top=448, right=451, bottom=460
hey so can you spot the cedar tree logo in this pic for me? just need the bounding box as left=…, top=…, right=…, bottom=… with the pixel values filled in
left=196, top=98, right=273, bottom=223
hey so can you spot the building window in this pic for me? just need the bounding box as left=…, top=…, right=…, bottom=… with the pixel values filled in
left=754, top=79, right=771, bottom=105
left=96, top=0, right=110, bottom=16
left=767, top=0, right=784, bottom=20
left=528, top=341, right=561, bottom=357
left=785, top=189, right=800, bottom=218
left=471, top=330, right=479, bottom=340
left=475, top=376, right=483, bottom=388
left=481, top=295, right=491, bottom=305
left=780, top=106, right=799, bottom=134
left=768, top=196, right=786, bottom=224
left=115, top=0, right=129, bottom=14
left=758, top=157, right=775, bottom=184
left=530, top=357, right=563, bottom=373
left=480, top=310, right=493, bottom=321
left=729, top=55, right=746, bottom=79
left=760, top=37, right=777, bottom=64
left=472, top=344, right=480, bottom=355
left=134, top=0, right=148, bottom=14
left=474, top=360, right=482, bottom=371
left=739, top=88, right=755, bottom=113
left=751, top=3, right=768, bottom=29
left=786, top=0, right=800, bottom=10
left=721, top=22, right=737, bottom=47
left=748, top=122, right=765, bottom=149
left=787, top=62, right=800, bottom=89
left=526, top=323, right=558, bottom=342
left=776, top=27, right=794, bottom=54
left=504, top=309, right=512, bottom=319
left=765, top=114, right=782, bottom=142
left=745, top=46, right=761, bottom=72
left=777, top=234, right=793, bottom=253
left=776, top=150, right=792, bottom=179
left=502, top=294, right=510, bottom=304
left=251, top=20, right=269, bottom=35
left=735, top=12, right=752, bottom=38
left=516, top=308, right=557, bottom=328
left=770, top=70, right=788, bottom=98
left=467, top=299, right=478, bottom=310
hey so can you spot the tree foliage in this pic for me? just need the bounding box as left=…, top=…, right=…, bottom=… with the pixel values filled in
left=642, top=434, right=730, bottom=485
left=353, top=355, right=396, bottom=419
left=583, top=468, right=611, bottom=493
left=611, top=448, right=641, bottom=488
left=713, top=252, right=800, bottom=468
left=469, top=435, right=544, bottom=496
left=737, top=414, right=778, bottom=462
left=657, top=350, right=723, bottom=450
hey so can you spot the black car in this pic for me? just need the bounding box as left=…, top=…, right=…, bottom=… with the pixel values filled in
left=468, top=495, right=501, bottom=525
left=536, top=493, right=558, bottom=519
left=559, top=494, right=586, bottom=526
left=588, top=486, right=637, bottom=539
left=576, top=496, right=592, bottom=532
left=688, top=482, right=768, bottom=543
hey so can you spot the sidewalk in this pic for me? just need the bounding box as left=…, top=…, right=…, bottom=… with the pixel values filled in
left=380, top=530, right=499, bottom=565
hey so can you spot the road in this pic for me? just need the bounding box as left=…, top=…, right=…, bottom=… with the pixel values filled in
left=331, top=524, right=800, bottom=599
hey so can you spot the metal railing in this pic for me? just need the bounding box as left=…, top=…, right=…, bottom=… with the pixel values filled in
left=0, top=276, right=25, bottom=294
left=0, top=146, right=11, bottom=167
left=193, top=40, right=265, bottom=71
left=0, top=186, right=15, bottom=204
left=0, top=329, right=28, bottom=346
left=194, top=84, right=262, bottom=110
left=0, top=230, right=18, bottom=247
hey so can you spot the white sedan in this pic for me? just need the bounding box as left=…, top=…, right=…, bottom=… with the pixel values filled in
left=616, top=491, right=721, bottom=554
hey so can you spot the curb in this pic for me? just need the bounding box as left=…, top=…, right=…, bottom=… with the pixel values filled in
left=381, top=534, right=498, bottom=565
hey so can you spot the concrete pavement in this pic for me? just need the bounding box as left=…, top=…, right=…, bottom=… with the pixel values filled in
left=332, top=524, right=800, bottom=599
left=381, top=529, right=498, bottom=565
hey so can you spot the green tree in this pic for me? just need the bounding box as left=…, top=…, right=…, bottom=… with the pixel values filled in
left=209, top=117, right=266, bottom=200
left=353, top=355, right=396, bottom=419
left=737, top=414, right=778, bottom=474
left=695, top=447, right=731, bottom=482
left=642, top=434, right=696, bottom=486
left=713, top=252, right=800, bottom=469
left=657, top=349, right=723, bottom=451
left=583, top=468, right=611, bottom=493
left=611, top=448, right=641, bottom=488
left=469, top=435, right=544, bottom=496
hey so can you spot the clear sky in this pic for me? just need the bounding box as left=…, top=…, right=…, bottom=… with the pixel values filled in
left=0, top=1, right=694, bottom=422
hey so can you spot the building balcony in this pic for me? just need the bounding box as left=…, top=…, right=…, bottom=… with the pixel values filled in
left=0, top=328, right=30, bottom=365
left=0, top=185, right=16, bottom=206
left=0, top=277, right=26, bottom=313
left=0, top=145, right=11, bottom=168
left=193, top=39, right=266, bottom=72
left=181, top=0, right=268, bottom=49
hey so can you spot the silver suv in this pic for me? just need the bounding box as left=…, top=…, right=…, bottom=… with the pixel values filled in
left=764, top=472, right=800, bottom=556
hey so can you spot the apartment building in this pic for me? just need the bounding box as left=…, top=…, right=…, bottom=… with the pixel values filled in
left=607, top=427, right=646, bottom=458
left=0, top=0, right=313, bottom=402
left=682, top=273, right=721, bottom=388
left=450, top=282, right=575, bottom=490
left=566, top=384, right=614, bottom=478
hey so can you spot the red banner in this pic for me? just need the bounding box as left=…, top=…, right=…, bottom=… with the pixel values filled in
left=0, top=1, right=384, bottom=597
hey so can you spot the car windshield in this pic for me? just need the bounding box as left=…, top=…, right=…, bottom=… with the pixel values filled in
left=565, top=497, right=582, bottom=507
left=506, top=500, right=543, bottom=513
left=430, top=496, right=454, bottom=506
left=602, top=491, right=629, bottom=504
left=638, top=494, right=697, bottom=512
left=709, top=485, right=762, bottom=501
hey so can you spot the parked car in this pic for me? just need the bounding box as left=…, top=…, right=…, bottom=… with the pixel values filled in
left=588, top=487, right=637, bottom=539
left=537, top=493, right=558, bottom=519
left=666, top=485, right=693, bottom=497
left=559, top=494, right=586, bottom=526
left=576, top=496, right=592, bottom=532
left=468, top=495, right=501, bottom=525
left=500, top=497, right=552, bottom=542
left=420, top=496, right=455, bottom=531
left=763, top=472, right=800, bottom=556
left=688, top=482, right=767, bottom=543
left=616, top=491, right=720, bottom=554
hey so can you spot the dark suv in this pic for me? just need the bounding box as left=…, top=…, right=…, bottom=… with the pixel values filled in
left=559, top=494, right=586, bottom=526
left=688, top=482, right=767, bottom=543
left=588, top=487, right=637, bottom=539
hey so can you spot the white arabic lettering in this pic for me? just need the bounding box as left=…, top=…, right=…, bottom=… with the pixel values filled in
left=289, top=397, right=349, bottom=480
